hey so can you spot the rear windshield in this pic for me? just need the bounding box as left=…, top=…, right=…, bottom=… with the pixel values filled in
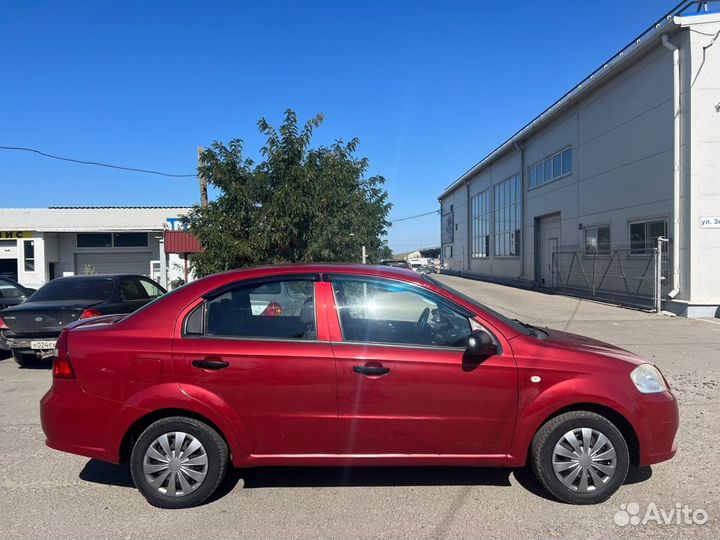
left=30, top=278, right=114, bottom=302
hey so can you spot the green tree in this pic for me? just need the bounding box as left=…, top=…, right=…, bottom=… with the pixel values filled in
left=183, top=110, right=392, bottom=277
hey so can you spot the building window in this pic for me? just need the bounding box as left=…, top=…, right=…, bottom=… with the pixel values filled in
left=77, top=233, right=112, bottom=248
left=77, top=232, right=148, bottom=248
left=444, top=245, right=453, bottom=258
left=24, top=240, right=35, bottom=272
left=630, top=219, right=667, bottom=255
left=584, top=225, right=611, bottom=255
left=494, top=174, right=521, bottom=257
left=471, top=190, right=491, bottom=258
left=529, top=147, right=572, bottom=188
left=114, top=233, right=148, bottom=247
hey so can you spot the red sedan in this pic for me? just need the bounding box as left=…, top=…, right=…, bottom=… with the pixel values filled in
left=40, top=264, right=678, bottom=508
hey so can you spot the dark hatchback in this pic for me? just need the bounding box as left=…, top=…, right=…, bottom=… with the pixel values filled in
left=0, top=274, right=165, bottom=366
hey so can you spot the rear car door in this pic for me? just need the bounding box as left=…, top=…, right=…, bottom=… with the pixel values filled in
left=118, top=277, right=152, bottom=312
left=172, top=275, right=338, bottom=456
left=327, top=275, right=518, bottom=458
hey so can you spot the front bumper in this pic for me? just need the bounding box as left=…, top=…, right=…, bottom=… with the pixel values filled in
left=635, top=391, right=679, bottom=466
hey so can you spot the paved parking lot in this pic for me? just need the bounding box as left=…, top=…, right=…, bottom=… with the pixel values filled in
left=1, top=275, right=718, bottom=539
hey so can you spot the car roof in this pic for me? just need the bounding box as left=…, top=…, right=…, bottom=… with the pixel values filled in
left=0, top=276, right=30, bottom=289
left=213, top=263, right=425, bottom=283
left=49, top=274, right=151, bottom=280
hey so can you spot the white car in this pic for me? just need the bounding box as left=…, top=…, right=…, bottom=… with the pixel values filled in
left=249, top=281, right=307, bottom=316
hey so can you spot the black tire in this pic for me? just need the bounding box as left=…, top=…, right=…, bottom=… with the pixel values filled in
left=12, top=351, right=39, bottom=367
left=130, top=416, right=229, bottom=509
left=531, top=410, right=629, bottom=505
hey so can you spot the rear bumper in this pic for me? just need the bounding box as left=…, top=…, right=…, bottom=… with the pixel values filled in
left=635, top=391, right=679, bottom=466
left=40, top=380, right=148, bottom=464
left=1, top=331, right=59, bottom=352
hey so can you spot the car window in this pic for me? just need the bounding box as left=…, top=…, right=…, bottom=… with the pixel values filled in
left=121, top=279, right=149, bottom=301
left=331, top=277, right=471, bottom=347
left=204, top=279, right=316, bottom=340
left=423, top=275, right=535, bottom=337
left=252, top=282, right=281, bottom=294
left=0, top=281, right=25, bottom=299
left=138, top=279, right=165, bottom=298
left=29, top=278, right=114, bottom=302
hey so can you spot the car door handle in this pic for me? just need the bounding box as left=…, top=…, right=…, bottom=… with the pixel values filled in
left=191, top=358, right=229, bottom=370
left=353, top=365, right=390, bottom=376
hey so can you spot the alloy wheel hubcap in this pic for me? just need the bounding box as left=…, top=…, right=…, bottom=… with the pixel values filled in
left=143, top=431, right=208, bottom=497
left=552, top=427, right=617, bottom=493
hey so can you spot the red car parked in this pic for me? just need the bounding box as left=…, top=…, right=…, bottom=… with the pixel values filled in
left=40, top=264, right=678, bottom=508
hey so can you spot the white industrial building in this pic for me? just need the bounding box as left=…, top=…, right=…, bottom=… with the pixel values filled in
left=0, top=207, right=191, bottom=290
left=438, top=4, right=720, bottom=317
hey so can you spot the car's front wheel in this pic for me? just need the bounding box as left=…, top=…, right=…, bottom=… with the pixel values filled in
left=130, top=416, right=229, bottom=509
left=12, top=351, right=39, bottom=367
left=531, top=410, right=629, bottom=504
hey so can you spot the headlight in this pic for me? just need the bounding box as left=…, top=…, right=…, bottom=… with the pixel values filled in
left=630, top=364, right=668, bottom=394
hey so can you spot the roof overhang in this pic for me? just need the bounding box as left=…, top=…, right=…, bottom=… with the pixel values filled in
left=164, top=230, right=204, bottom=254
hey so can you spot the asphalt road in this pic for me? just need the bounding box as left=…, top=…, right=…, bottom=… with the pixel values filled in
left=1, top=275, right=718, bottom=539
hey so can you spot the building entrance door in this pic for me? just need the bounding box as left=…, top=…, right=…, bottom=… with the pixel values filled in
left=0, top=240, right=19, bottom=281
left=537, top=214, right=561, bottom=288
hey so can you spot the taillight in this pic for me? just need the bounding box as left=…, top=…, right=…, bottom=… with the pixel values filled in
left=79, top=308, right=101, bottom=319
left=53, top=331, right=75, bottom=379
left=261, top=301, right=283, bottom=317
left=0, top=316, right=8, bottom=329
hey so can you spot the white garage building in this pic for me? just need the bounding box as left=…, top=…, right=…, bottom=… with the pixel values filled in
left=438, top=5, right=720, bottom=317
left=0, top=207, right=190, bottom=289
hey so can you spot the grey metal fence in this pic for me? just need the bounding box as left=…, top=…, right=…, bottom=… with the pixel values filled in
left=551, top=242, right=671, bottom=309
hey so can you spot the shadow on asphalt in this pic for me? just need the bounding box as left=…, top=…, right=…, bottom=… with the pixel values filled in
left=18, top=361, right=52, bottom=370
left=80, top=460, right=135, bottom=488
left=625, top=465, right=653, bottom=484
left=78, top=458, right=653, bottom=505
left=0, top=351, right=52, bottom=369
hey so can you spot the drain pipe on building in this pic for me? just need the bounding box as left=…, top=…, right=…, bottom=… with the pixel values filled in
left=662, top=34, right=681, bottom=300
left=514, top=141, right=525, bottom=281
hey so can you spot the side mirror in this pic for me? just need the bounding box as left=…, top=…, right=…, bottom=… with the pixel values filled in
left=466, top=329, right=498, bottom=358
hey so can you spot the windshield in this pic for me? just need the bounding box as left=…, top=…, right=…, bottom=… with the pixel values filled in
left=423, top=275, right=537, bottom=337
left=30, top=277, right=114, bottom=302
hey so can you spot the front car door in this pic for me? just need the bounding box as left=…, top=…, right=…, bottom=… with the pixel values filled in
left=171, top=275, right=338, bottom=457
left=326, top=274, right=518, bottom=461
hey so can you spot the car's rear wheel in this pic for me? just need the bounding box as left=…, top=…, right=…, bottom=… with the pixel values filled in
left=531, top=410, right=629, bottom=504
left=12, top=351, right=39, bottom=367
left=130, top=416, right=228, bottom=509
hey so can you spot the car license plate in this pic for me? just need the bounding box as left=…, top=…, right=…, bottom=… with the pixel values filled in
left=30, top=340, right=56, bottom=350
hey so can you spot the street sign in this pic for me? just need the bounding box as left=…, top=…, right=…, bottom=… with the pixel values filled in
left=0, top=231, right=33, bottom=239
left=700, top=217, right=720, bottom=229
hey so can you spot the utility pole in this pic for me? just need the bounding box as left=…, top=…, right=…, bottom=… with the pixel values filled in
left=362, top=245, right=367, bottom=264
left=198, top=146, right=208, bottom=208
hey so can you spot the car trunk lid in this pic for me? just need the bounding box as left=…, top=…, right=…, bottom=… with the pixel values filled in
left=0, top=301, right=92, bottom=335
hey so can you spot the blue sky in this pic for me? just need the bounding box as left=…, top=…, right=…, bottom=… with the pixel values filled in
left=1, top=0, right=677, bottom=252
